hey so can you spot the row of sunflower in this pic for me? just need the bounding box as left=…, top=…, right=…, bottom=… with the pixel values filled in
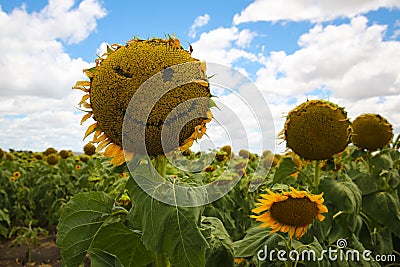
left=0, top=146, right=128, bottom=245
left=54, top=36, right=399, bottom=266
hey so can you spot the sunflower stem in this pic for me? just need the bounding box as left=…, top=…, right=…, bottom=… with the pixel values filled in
left=155, top=253, right=171, bottom=267
left=366, top=150, right=373, bottom=174
left=313, top=160, right=321, bottom=193
left=155, top=155, right=167, bottom=178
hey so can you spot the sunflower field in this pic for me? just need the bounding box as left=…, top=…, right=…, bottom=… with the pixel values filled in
left=1, top=36, right=400, bottom=267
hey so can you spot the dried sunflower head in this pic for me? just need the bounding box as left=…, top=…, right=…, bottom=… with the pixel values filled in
left=83, top=143, right=96, bottom=156
left=59, top=150, right=70, bottom=159
left=44, top=147, right=57, bottom=156
left=74, top=36, right=212, bottom=165
left=46, top=154, right=59, bottom=166
left=282, top=100, right=351, bottom=160
left=351, top=114, right=393, bottom=151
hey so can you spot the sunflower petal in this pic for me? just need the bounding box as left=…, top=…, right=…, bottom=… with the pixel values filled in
left=79, top=94, right=90, bottom=106
left=80, top=112, right=93, bottom=125
left=104, top=143, right=117, bottom=157
left=83, top=123, right=98, bottom=140
left=96, top=139, right=111, bottom=152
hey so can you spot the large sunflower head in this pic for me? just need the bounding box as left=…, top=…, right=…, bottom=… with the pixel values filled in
left=251, top=187, right=328, bottom=239
left=74, top=36, right=212, bottom=165
left=351, top=114, right=393, bottom=151
left=282, top=100, right=351, bottom=160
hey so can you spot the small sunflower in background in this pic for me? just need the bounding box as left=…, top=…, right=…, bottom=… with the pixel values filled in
left=44, top=147, right=58, bottom=156
left=9, top=176, right=16, bottom=182
left=59, top=150, right=71, bottom=159
left=76, top=165, right=81, bottom=170
left=74, top=36, right=212, bottom=166
left=13, top=171, right=21, bottom=179
left=351, top=114, right=393, bottom=151
left=251, top=187, right=328, bottom=239
left=46, top=154, right=59, bottom=166
left=282, top=100, right=351, bottom=160
left=83, top=143, right=96, bottom=156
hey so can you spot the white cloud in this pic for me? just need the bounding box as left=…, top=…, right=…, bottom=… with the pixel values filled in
left=0, top=0, right=106, bottom=152
left=191, top=27, right=261, bottom=66
left=233, top=0, right=400, bottom=24
left=256, top=16, right=400, bottom=100
left=189, top=14, right=210, bottom=38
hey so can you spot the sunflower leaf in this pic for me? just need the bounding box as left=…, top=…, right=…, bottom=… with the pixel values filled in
left=362, top=192, right=400, bottom=236
left=89, top=222, right=153, bottom=267
left=56, top=192, right=114, bottom=267
left=201, top=216, right=235, bottom=267
left=126, top=166, right=208, bottom=267
left=233, top=224, right=281, bottom=257
left=272, top=157, right=296, bottom=185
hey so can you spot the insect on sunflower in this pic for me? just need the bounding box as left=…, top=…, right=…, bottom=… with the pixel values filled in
left=74, top=36, right=212, bottom=166
left=251, top=187, right=328, bottom=239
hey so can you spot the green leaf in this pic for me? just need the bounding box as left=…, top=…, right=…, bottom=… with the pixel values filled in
left=362, top=192, right=400, bottom=236
left=272, top=157, right=296, bottom=184
left=126, top=174, right=208, bottom=267
left=319, top=176, right=361, bottom=214
left=89, top=222, right=153, bottom=267
left=371, top=154, right=393, bottom=170
left=201, top=217, right=234, bottom=267
left=233, top=224, right=281, bottom=257
left=56, top=192, right=114, bottom=267
left=352, top=173, right=380, bottom=195
left=89, top=248, right=123, bottom=267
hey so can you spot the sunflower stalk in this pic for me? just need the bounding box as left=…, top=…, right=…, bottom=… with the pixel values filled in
left=155, top=155, right=167, bottom=178
left=155, top=253, right=171, bottom=267
left=313, top=160, right=321, bottom=193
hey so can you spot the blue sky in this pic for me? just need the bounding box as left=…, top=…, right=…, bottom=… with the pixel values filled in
left=0, top=0, right=399, bottom=153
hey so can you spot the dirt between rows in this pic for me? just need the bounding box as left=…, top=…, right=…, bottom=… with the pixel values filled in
left=0, top=235, right=61, bottom=267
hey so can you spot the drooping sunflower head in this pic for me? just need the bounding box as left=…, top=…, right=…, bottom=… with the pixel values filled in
left=46, top=154, right=59, bottom=166
left=44, top=147, right=58, bottom=156
left=83, top=143, right=96, bottom=156
left=251, top=187, right=328, bottom=239
left=59, top=150, right=71, bottom=159
left=74, top=36, right=212, bottom=165
left=351, top=114, right=393, bottom=151
left=0, top=148, right=4, bottom=159
left=282, top=100, right=351, bottom=160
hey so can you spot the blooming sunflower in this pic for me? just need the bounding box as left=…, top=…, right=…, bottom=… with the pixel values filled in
left=13, top=171, right=21, bottom=178
left=281, top=100, right=351, bottom=160
left=251, top=187, right=328, bottom=239
left=76, top=165, right=81, bottom=170
left=351, top=114, right=393, bottom=151
left=74, top=36, right=212, bottom=166
left=9, top=176, right=15, bottom=182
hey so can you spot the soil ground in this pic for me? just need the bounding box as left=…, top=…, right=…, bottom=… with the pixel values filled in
left=0, top=235, right=61, bottom=267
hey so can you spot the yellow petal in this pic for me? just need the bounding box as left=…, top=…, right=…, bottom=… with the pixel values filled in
left=93, top=129, right=103, bottom=141
left=124, top=151, right=134, bottom=162
left=79, top=94, right=90, bottom=106
left=83, top=69, right=94, bottom=78
left=93, top=133, right=107, bottom=143
left=96, top=139, right=111, bottom=152
left=111, top=145, right=122, bottom=157
left=73, top=80, right=91, bottom=88
left=193, top=79, right=209, bottom=87
left=104, top=143, right=117, bottom=157
left=280, top=225, right=290, bottom=233
left=289, top=227, right=296, bottom=238
left=83, top=123, right=98, bottom=140
left=80, top=112, right=93, bottom=125
left=318, top=204, right=328, bottom=213
left=199, top=61, right=207, bottom=73
left=317, top=214, right=326, bottom=221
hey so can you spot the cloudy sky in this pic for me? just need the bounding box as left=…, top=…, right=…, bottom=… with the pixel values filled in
left=0, top=0, right=399, bottom=154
